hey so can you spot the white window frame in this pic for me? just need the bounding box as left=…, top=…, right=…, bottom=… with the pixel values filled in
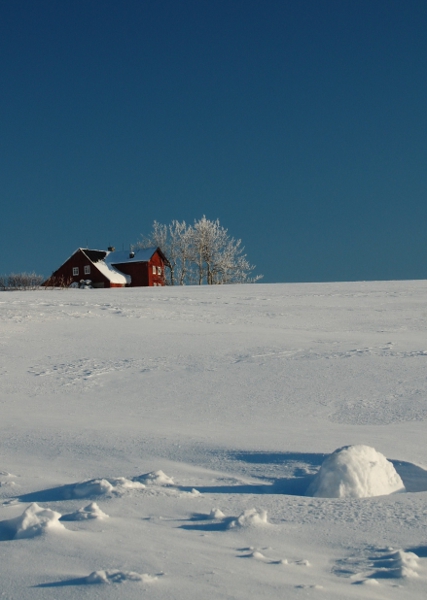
left=84, top=265, right=91, bottom=275
left=73, top=267, right=79, bottom=276
left=157, top=266, right=162, bottom=275
left=152, top=265, right=156, bottom=274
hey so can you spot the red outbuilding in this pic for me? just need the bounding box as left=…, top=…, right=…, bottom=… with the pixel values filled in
left=44, top=247, right=167, bottom=288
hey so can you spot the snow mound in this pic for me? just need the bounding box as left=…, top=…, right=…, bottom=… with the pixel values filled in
left=133, top=470, right=174, bottom=486
left=344, top=548, right=421, bottom=582
left=209, top=508, right=225, bottom=519
left=61, top=502, right=109, bottom=521
left=4, top=503, right=65, bottom=539
left=250, top=550, right=267, bottom=561
left=228, top=508, right=269, bottom=529
left=383, top=550, right=420, bottom=578
left=111, top=477, right=146, bottom=492
left=306, top=445, right=406, bottom=498
left=86, top=569, right=158, bottom=584
left=68, top=479, right=114, bottom=498
left=65, top=477, right=145, bottom=499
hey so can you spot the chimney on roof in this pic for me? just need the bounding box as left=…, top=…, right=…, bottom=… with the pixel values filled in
left=129, top=251, right=135, bottom=258
left=108, top=246, right=115, bottom=252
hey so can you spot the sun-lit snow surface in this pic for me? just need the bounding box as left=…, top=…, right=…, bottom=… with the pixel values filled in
left=1, top=503, right=65, bottom=539
left=1, top=281, right=427, bottom=599
left=306, top=445, right=406, bottom=498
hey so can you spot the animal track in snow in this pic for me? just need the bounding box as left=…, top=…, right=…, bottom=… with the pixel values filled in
left=28, top=357, right=166, bottom=387
left=232, top=343, right=427, bottom=365
left=26, top=343, right=427, bottom=397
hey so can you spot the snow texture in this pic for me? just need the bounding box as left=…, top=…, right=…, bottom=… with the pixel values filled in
left=133, top=470, right=174, bottom=486
left=2, top=503, right=65, bottom=539
left=306, top=445, right=406, bottom=498
left=61, top=502, right=109, bottom=521
left=228, top=508, right=269, bottom=529
left=85, top=569, right=159, bottom=584
left=2, top=281, right=427, bottom=600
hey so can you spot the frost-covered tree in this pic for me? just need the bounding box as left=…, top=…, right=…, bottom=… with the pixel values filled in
left=135, top=220, right=193, bottom=285
left=135, top=217, right=261, bottom=285
left=0, top=272, right=44, bottom=290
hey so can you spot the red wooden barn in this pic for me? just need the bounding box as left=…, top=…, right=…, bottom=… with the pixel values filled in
left=44, top=247, right=167, bottom=288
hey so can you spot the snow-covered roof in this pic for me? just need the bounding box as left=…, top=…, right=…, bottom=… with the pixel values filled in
left=81, top=249, right=131, bottom=285
left=105, top=247, right=158, bottom=265
left=93, top=261, right=131, bottom=285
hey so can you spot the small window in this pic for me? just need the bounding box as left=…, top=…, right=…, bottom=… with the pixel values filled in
left=73, top=267, right=79, bottom=276
left=152, top=265, right=156, bottom=274
left=157, top=266, right=162, bottom=275
left=84, top=265, right=91, bottom=275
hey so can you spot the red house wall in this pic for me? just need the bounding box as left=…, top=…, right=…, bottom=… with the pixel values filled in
left=113, top=250, right=166, bottom=287
left=114, top=262, right=149, bottom=286
left=44, top=250, right=113, bottom=288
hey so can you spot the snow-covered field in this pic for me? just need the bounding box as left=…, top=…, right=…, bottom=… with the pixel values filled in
left=1, top=281, right=427, bottom=599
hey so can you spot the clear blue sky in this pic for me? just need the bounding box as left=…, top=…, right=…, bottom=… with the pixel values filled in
left=1, top=0, right=427, bottom=283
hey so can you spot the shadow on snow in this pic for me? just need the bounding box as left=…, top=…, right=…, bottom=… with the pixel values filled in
left=9, top=453, right=427, bottom=508
left=33, top=578, right=94, bottom=588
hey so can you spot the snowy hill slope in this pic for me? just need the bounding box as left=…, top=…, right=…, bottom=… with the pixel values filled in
left=1, top=281, right=427, bottom=598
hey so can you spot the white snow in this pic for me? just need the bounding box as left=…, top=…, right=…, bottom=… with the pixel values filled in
left=134, top=470, right=175, bottom=486
left=209, top=508, right=225, bottom=519
left=85, top=569, right=159, bottom=584
left=2, top=503, right=65, bottom=539
left=1, top=281, right=427, bottom=599
left=61, top=502, right=109, bottom=521
left=92, top=260, right=131, bottom=285
left=306, top=445, right=406, bottom=498
left=68, top=478, right=115, bottom=498
left=228, top=508, right=270, bottom=528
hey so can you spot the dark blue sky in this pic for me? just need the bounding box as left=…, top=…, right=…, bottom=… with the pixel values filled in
left=1, top=0, right=427, bottom=282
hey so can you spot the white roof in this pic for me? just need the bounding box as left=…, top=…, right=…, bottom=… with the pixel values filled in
left=92, top=260, right=131, bottom=285
left=79, top=250, right=131, bottom=285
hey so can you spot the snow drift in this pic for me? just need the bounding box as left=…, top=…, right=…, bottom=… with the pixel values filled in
left=306, top=445, right=406, bottom=498
left=86, top=570, right=158, bottom=584
left=61, top=502, right=109, bottom=521
left=134, top=470, right=174, bottom=486
left=3, top=503, right=65, bottom=539
left=228, top=508, right=269, bottom=528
